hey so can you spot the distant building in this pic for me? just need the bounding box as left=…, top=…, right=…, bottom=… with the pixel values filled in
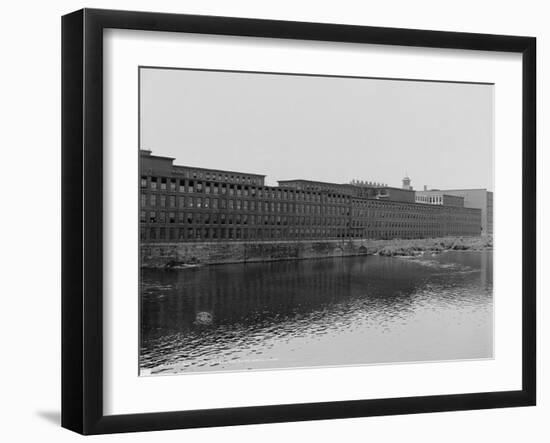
left=415, top=190, right=465, bottom=207
left=439, top=189, right=493, bottom=234
left=139, top=150, right=482, bottom=242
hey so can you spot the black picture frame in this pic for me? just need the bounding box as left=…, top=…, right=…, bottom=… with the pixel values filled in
left=61, top=8, right=536, bottom=435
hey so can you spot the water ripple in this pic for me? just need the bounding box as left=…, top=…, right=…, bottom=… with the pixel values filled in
left=140, top=251, right=493, bottom=374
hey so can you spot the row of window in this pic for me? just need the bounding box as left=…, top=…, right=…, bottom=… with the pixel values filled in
left=140, top=211, right=349, bottom=226
left=140, top=207, right=478, bottom=230
left=140, top=176, right=349, bottom=204
left=353, top=213, right=480, bottom=223
left=140, top=193, right=479, bottom=219
left=141, top=227, right=352, bottom=241
left=172, top=167, right=264, bottom=186
left=416, top=195, right=444, bottom=205
left=353, top=198, right=479, bottom=214
left=141, top=225, right=479, bottom=242
left=140, top=193, right=349, bottom=215
left=351, top=220, right=480, bottom=229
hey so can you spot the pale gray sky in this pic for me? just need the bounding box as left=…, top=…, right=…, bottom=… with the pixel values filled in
left=140, top=67, right=493, bottom=191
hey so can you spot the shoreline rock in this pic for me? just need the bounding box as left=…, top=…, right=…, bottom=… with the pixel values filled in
left=141, top=235, right=493, bottom=269
left=376, top=236, right=492, bottom=257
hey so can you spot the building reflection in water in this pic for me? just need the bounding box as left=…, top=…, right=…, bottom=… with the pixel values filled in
left=140, top=251, right=493, bottom=374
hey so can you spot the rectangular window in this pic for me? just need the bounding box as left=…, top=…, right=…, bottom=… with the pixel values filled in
left=151, top=177, right=157, bottom=190
left=169, top=212, right=175, bottom=223
left=140, top=210, right=146, bottom=223
left=170, top=179, right=176, bottom=191
left=149, top=211, right=156, bottom=223
left=140, top=193, right=147, bottom=207
left=140, top=176, right=148, bottom=188
left=179, top=180, right=185, bottom=192
left=160, top=178, right=167, bottom=190
left=212, top=199, right=218, bottom=209
left=160, top=195, right=166, bottom=207
left=169, top=195, right=175, bottom=208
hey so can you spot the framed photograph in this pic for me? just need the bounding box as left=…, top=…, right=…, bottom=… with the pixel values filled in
left=61, top=8, right=536, bottom=435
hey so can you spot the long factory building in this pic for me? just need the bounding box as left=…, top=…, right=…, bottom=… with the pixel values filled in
left=139, top=150, right=482, bottom=243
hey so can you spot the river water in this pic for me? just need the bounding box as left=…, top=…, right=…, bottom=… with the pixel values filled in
left=140, top=250, right=493, bottom=375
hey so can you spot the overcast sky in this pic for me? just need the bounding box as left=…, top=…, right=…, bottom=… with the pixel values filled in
left=140, top=67, right=493, bottom=191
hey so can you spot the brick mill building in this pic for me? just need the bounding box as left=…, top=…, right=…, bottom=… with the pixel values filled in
left=139, top=150, right=483, bottom=243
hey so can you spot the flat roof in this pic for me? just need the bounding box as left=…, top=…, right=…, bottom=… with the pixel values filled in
left=416, top=190, right=464, bottom=196
left=379, top=186, right=414, bottom=192
left=440, top=188, right=492, bottom=192
left=141, top=150, right=266, bottom=177
left=278, top=179, right=355, bottom=186
left=171, top=164, right=266, bottom=178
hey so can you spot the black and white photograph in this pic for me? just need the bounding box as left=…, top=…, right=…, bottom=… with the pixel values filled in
left=138, top=67, right=494, bottom=376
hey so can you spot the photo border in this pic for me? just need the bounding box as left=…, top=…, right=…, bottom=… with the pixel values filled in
left=61, top=8, right=536, bottom=434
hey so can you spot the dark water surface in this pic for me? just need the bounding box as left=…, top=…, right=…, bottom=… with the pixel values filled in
left=140, top=251, right=493, bottom=375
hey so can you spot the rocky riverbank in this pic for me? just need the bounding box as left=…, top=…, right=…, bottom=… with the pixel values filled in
left=141, top=236, right=492, bottom=268
left=375, top=235, right=493, bottom=257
